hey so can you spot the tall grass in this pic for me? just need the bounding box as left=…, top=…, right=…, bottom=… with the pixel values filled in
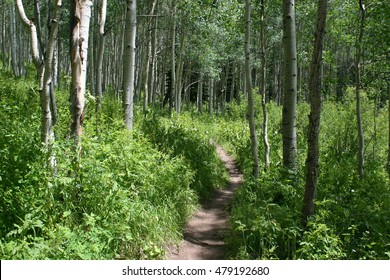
left=211, top=93, right=390, bottom=259
left=0, top=70, right=226, bottom=259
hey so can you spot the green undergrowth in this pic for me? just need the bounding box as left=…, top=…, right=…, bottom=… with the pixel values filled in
left=211, top=94, right=390, bottom=260
left=1, top=67, right=388, bottom=260
left=0, top=70, right=224, bottom=259
left=141, top=112, right=228, bottom=202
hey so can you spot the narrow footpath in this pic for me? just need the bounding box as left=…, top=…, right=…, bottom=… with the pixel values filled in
left=168, top=145, right=244, bottom=260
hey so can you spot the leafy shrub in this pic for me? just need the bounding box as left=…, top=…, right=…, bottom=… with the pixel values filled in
left=0, top=72, right=201, bottom=259
left=216, top=97, right=390, bottom=260
left=0, top=72, right=41, bottom=234
left=0, top=123, right=197, bottom=259
left=141, top=113, right=227, bottom=201
left=226, top=171, right=302, bottom=260
left=297, top=221, right=346, bottom=259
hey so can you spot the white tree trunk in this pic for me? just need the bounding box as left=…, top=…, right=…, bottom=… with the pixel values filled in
left=10, top=5, right=20, bottom=77
left=208, top=78, right=214, bottom=115
left=282, top=0, right=298, bottom=173
left=260, top=0, right=270, bottom=170
left=230, top=64, right=236, bottom=103
left=221, top=65, right=229, bottom=114
left=198, top=73, right=203, bottom=113
left=42, top=0, right=61, bottom=146
left=16, top=0, right=41, bottom=70
left=33, top=0, right=45, bottom=57
left=143, top=0, right=158, bottom=112
left=123, top=0, right=137, bottom=130
left=356, top=0, right=366, bottom=178
left=170, top=3, right=176, bottom=115
left=176, top=35, right=185, bottom=114
left=16, top=0, right=61, bottom=171
left=245, top=0, right=259, bottom=179
left=144, top=38, right=151, bottom=112
left=1, top=8, right=6, bottom=67
left=70, top=0, right=93, bottom=147
left=88, top=4, right=95, bottom=95
left=80, top=1, right=92, bottom=97
left=149, top=9, right=158, bottom=107
left=96, top=0, right=107, bottom=129
left=16, top=0, right=55, bottom=145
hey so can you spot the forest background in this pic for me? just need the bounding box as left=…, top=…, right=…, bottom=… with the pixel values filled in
left=0, top=0, right=389, bottom=260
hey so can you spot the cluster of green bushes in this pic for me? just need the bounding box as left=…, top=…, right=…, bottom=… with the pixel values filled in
left=141, top=112, right=227, bottom=201
left=0, top=71, right=225, bottom=259
left=1, top=65, right=388, bottom=260
left=214, top=93, right=390, bottom=259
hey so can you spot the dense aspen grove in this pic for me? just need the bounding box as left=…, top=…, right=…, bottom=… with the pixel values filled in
left=0, top=0, right=389, bottom=259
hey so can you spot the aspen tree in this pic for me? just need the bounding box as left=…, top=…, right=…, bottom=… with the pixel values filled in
left=208, top=78, right=214, bottom=115
left=10, top=5, right=20, bottom=77
left=282, top=0, right=298, bottom=172
left=302, top=0, right=328, bottom=226
left=123, top=0, right=137, bottom=130
left=169, top=2, right=176, bottom=115
left=260, top=0, right=270, bottom=170
left=198, top=73, right=204, bottom=113
left=144, top=0, right=158, bottom=112
left=355, top=0, right=366, bottom=178
left=176, top=35, right=185, bottom=114
left=245, top=0, right=259, bottom=179
left=70, top=0, right=93, bottom=147
left=16, top=0, right=61, bottom=149
left=96, top=0, right=107, bottom=131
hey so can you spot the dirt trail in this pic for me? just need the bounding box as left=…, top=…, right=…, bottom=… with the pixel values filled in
left=167, top=145, right=243, bottom=260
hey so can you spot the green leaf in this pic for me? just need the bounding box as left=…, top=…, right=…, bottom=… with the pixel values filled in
left=62, top=211, right=71, bottom=218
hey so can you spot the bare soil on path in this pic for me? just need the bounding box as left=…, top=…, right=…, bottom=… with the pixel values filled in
left=167, top=145, right=243, bottom=260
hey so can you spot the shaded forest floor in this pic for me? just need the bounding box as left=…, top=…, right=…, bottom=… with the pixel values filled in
left=167, top=144, right=243, bottom=260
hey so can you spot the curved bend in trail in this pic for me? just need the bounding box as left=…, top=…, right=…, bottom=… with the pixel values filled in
left=168, top=145, right=243, bottom=260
